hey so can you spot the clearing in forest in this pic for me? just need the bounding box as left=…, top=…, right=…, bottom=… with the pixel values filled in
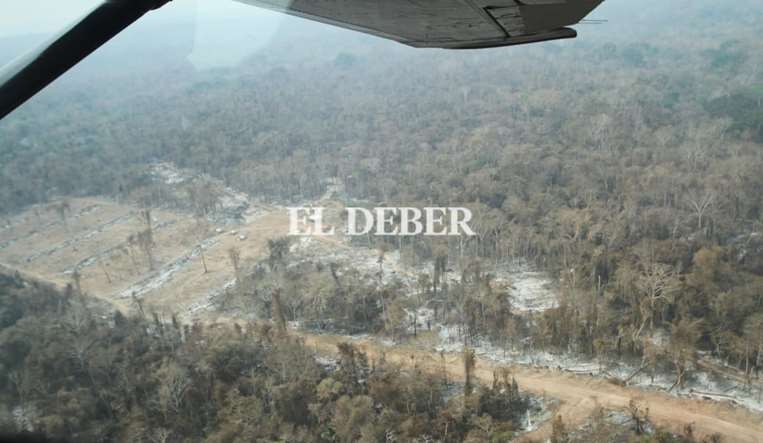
left=0, top=197, right=289, bottom=315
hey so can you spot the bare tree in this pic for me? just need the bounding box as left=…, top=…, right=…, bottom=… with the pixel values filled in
left=140, top=208, right=152, bottom=230
left=271, top=288, right=288, bottom=334
left=635, top=262, right=679, bottom=338
left=148, top=428, right=172, bottom=443
left=589, top=113, right=613, bottom=151
left=193, top=218, right=210, bottom=274
left=550, top=414, right=569, bottom=443
left=741, top=313, right=763, bottom=385
left=685, top=189, right=715, bottom=231
left=377, top=247, right=388, bottom=331
left=267, top=237, right=290, bottom=271
left=135, top=229, right=156, bottom=271
left=155, top=360, right=190, bottom=419
left=122, top=243, right=140, bottom=274
left=667, top=319, right=702, bottom=391
left=98, top=262, right=112, bottom=284
left=228, top=247, right=241, bottom=282
left=627, top=399, right=649, bottom=434
left=187, top=179, right=221, bottom=217
left=71, top=269, right=83, bottom=296
left=464, top=347, right=476, bottom=397
left=51, top=200, right=72, bottom=231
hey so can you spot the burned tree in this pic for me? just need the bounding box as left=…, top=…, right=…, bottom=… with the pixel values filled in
left=685, top=189, right=716, bottom=232
left=271, top=288, right=288, bottom=334
left=50, top=200, right=72, bottom=231
left=635, top=262, right=679, bottom=338
left=227, top=247, right=241, bottom=282
left=71, top=269, right=82, bottom=296
left=267, top=237, right=291, bottom=271
left=667, top=319, right=702, bottom=391
left=464, top=347, right=476, bottom=397
left=193, top=218, right=210, bottom=274
left=128, top=229, right=156, bottom=271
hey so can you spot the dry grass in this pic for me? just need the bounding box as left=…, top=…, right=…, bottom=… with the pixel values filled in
left=0, top=197, right=290, bottom=316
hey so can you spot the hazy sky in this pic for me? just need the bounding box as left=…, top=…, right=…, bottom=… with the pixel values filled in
left=0, top=0, right=294, bottom=67
left=0, top=0, right=281, bottom=37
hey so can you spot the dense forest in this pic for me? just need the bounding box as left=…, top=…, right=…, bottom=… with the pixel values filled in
left=1, top=0, right=763, bottom=440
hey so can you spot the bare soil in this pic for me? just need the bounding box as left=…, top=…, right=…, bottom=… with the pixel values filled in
left=0, top=197, right=290, bottom=315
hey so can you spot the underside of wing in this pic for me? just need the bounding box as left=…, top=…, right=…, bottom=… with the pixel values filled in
left=236, top=0, right=605, bottom=49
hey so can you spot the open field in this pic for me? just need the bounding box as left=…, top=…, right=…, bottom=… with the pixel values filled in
left=0, top=197, right=290, bottom=315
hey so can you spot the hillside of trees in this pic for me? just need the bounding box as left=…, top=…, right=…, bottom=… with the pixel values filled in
left=1, top=0, right=762, bottom=440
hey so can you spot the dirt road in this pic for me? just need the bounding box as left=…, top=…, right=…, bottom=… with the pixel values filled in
left=299, top=333, right=763, bottom=443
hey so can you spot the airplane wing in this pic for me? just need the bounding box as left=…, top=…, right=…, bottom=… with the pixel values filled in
left=237, top=0, right=606, bottom=49
left=0, top=0, right=606, bottom=121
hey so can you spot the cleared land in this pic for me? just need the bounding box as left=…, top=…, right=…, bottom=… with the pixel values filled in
left=0, top=197, right=289, bottom=315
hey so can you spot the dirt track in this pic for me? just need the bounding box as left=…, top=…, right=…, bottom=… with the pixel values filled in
left=297, top=333, right=763, bottom=443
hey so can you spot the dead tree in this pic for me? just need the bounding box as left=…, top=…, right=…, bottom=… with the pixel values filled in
left=156, top=361, right=190, bottom=419
left=267, top=237, right=290, bottom=271
left=377, top=248, right=388, bottom=332
left=71, top=269, right=83, bottom=296
left=627, top=399, right=649, bottom=434
left=99, top=262, right=113, bottom=284
left=141, top=208, right=152, bottom=230
left=271, top=288, right=288, bottom=334
left=635, top=262, right=678, bottom=338
left=685, top=189, right=715, bottom=232
left=464, top=347, right=476, bottom=397
left=52, top=200, right=72, bottom=231
left=135, top=229, right=156, bottom=271
left=194, top=218, right=210, bottom=274
left=228, top=247, right=241, bottom=280
left=667, top=319, right=701, bottom=392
